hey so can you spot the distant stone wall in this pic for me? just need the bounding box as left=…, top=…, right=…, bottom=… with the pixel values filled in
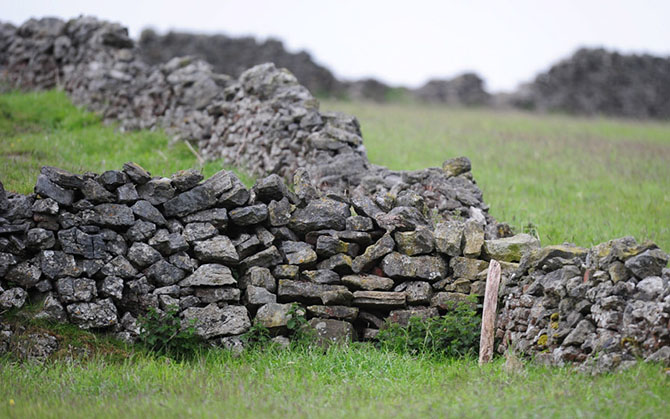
left=509, top=48, right=670, bottom=119
left=138, top=29, right=343, bottom=97
left=414, top=73, right=490, bottom=106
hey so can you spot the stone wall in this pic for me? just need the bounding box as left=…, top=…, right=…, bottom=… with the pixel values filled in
left=509, top=48, right=670, bottom=119
left=0, top=163, right=528, bottom=350
left=496, top=239, right=670, bottom=372
left=414, top=73, right=491, bottom=106
left=1, top=17, right=669, bottom=369
left=0, top=16, right=499, bottom=235
left=138, top=29, right=343, bottom=97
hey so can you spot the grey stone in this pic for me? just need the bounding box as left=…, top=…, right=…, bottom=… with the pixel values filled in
left=131, top=200, right=167, bottom=226
left=254, top=303, right=294, bottom=329
left=31, top=198, right=59, bottom=214
left=381, top=252, right=447, bottom=281
left=193, top=236, right=239, bottom=264
left=182, top=208, right=228, bottom=229
left=67, top=298, right=118, bottom=329
left=181, top=304, right=250, bottom=338
left=163, top=183, right=218, bottom=218
left=253, top=174, right=289, bottom=203
left=244, top=285, right=277, bottom=307
left=281, top=241, right=317, bottom=265
left=35, top=174, right=74, bottom=206
left=41, top=250, right=81, bottom=279
left=116, top=183, right=140, bottom=203
left=483, top=233, right=541, bottom=263
left=239, top=245, right=283, bottom=271
left=125, top=220, right=156, bottom=242
left=317, top=253, right=353, bottom=275
left=307, top=318, right=355, bottom=347
left=352, top=291, right=406, bottom=309
left=56, top=277, right=97, bottom=303
left=388, top=307, right=440, bottom=326
left=240, top=266, right=276, bottom=291
left=351, top=233, right=395, bottom=273
left=98, top=171, right=128, bottom=189
left=180, top=264, right=236, bottom=287
left=645, top=347, right=670, bottom=365
left=395, top=281, right=434, bottom=305
left=636, top=276, right=665, bottom=300
left=442, top=156, right=471, bottom=177
left=273, top=264, right=299, bottom=280
left=450, top=256, right=489, bottom=280
left=256, top=226, right=275, bottom=248
left=170, top=169, right=204, bottom=192
left=302, top=269, right=340, bottom=284
left=148, top=229, right=189, bottom=255
left=136, top=177, right=175, bottom=205
left=394, top=227, right=434, bottom=256
left=159, top=294, right=180, bottom=310
left=99, top=276, right=124, bottom=299
left=342, top=274, right=394, bottom=291
left=316, top=235, right=357, bottom=258
left=6, top=260, right=42, bottom=287
left=289, top=198, right=350, bottom=233
left=168, top=252, right=198, bottom=272
left=307, top=305, right=359, bottom=321
left=0, top=252, right=18, bottom=278
left=229, top=204, right=268, bottom=226
left=81, top=178, right=115, bottom=203
left=123, top=162, right=151, bottom=185
left=218, top=180, right=250, bottom=208
left=0, top=287, right=27, bottom=309
left=563, top=319, right=596, bottom=346
left=195, top=287, right=241, bottom=303
left=101, top=255, right=138, bottom=279
left=144, top=260, right=186, bottom=286
left=183, top=222, right=218, bottom=243
left=624, top=249, right=669, bottom=278
left=463, top=219, right=485, bottom=257
left=346, top=215, right=374, bottom=231
left=13, top=332, right=59, bottom=361
left=268, top=198, right=291, bottom=226
left=375, top=206, right=427, bottom=232
left=26, top=228, right=56, bottom=249
left=87, top=203, right=135, bottom=227
left=127, top=242, right=162, bottom=268
left=278, top=279, right=350, bottom=305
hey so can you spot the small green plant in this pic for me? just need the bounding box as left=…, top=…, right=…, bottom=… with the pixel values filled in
left=377, top=300, right=481, bottom=358
left=137, top=305, right=202, bottom=359
left=286, top=303, right=315, bottom=348
left=240, top=323, right=272, bottom=349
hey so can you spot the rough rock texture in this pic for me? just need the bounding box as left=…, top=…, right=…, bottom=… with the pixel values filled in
left=496, top=237, right=670, bottom=373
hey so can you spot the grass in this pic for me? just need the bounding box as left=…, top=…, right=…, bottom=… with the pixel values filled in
left=1, top=346, right=669, bottom=418
left=2, top=90, right=670, bottom=418
left=0, top=89, right=253, bottom=192
left=322, top=100, right=670, bottom=250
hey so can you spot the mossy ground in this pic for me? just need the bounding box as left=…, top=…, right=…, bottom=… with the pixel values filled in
left=1, top=90, right=670, bottom=418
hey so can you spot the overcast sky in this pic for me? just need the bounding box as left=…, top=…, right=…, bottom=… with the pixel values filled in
left=5, top=0, right=670, bottom=92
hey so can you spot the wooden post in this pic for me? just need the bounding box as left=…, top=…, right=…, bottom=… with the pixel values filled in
left=479, top=259, right=501, bottom=365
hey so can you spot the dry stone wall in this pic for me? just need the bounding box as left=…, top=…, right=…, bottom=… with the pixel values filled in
left=0, top=163, right=524, bottom=352
left=1, top=17, right=669, bottom=370
left=0, top=16, right=499, bottom=235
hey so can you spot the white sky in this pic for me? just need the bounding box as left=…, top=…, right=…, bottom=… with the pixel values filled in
left=5, top=0, right=670, bottom=92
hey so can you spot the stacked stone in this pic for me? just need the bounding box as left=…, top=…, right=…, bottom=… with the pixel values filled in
left=0, top=163, right=537, bottom=350
left=496, top=237, right=670, bottom=372
left=0, top=17, right=502, bottom=238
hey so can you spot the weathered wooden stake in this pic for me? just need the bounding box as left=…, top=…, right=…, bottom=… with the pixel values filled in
left=479, top=259, right=501, bottom=365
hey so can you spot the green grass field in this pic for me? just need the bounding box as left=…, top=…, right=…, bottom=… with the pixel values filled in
left=1, top=90, right=670, bottom=418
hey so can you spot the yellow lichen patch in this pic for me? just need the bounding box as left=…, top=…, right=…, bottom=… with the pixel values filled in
left=537, top=334, right=549, bottom=347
